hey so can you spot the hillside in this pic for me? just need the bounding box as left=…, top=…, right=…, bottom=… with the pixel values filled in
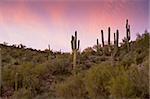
left=0, top=31, right=149, bottom=99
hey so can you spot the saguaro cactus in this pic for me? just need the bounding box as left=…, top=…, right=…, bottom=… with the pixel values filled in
left=126, top=19, right=131, bottom=51
left=71, top=31, right=80, bottom=69
left=108, top=27, right=111, bottom=54
left=116, top=29, right=119, bottom=47
left=48, top=44, right=51, bottom=60
left=101, top=30, right=104, bottom=47
left=97, top=38, right=99, bottom=52
left=114, top=30, right=119, bottom=48
left=108, top=27, right=111, bottom=45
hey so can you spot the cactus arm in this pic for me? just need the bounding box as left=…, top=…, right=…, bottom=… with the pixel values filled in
left=71, top=36, right=74, bottom=50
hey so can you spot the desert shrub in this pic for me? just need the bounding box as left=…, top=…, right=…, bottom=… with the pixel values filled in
left=109, top=67, right=135, bottom=98
left=121, top=54, right=134, bottom=67
left=84, top=63, right=114, bottom=98
left=47, top=57, right=71, bottom=75
left=33, top=92, right=55, bottom=99
left=109, top=63, right=149, bottom=98
left=55, top=73, right=86, bottom=99
left=128, top=61, right=149, bottom=98
left=2, top=65, right=17, bottom=88
left=11, top=88, right=32, bottom=99
left=17, top=63, right=49, bottom=94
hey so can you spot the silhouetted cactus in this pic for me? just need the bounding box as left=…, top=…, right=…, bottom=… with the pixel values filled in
left=114, top=33, right=116, bottom=45
left=48, top=44, right=51, bottom=60
left=116, top=29, right=119, bottom=47
left=126, top=19, right=131, bottom=51
left=97, top=38, right=99, bottom=52
left=101, top=30, right=104, bottom=47
left=108, top=27, right=111, bottom=45
left=108, top=27, right=112, bottom=54
left=114, top=30, right=119, bottom=48
left=71, top=31, right=80, bottom=69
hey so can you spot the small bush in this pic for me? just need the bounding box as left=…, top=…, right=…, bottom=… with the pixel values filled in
left=55, top=73, right=86, bottom=99
left=84, top=64, right=114, bottom=98
left=109, top=71, right=135, bottom=98
left=12, top=88, right=32, bottom=99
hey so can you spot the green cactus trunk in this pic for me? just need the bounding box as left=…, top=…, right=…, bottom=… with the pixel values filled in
left=15, top=72, right=18, bottom=91
left=114, top=30, right=119, bottom=53
left=73, top=50, right=77, bottom=69
left=126, top=19, right=131, bottom=52
left=71, top=31, right=80, bottom=69
left=112, top=30, right=119, bottom=66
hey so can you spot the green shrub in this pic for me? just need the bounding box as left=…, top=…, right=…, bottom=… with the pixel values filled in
left=47, top=57, right=71, bottom=75
left=2, top=65, right=17, bottom=88
left=84, top=64, right=114, bottom=98
left=109, top=70, right=135, bottom=98
left=128, top=61, right=149, bottom=98
left=12, top=88, right=32, bottom=99
left=55, top=73, right=86, bottom=99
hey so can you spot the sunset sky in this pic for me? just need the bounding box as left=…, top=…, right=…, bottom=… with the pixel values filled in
left=0, top=0, right=149, bottom=52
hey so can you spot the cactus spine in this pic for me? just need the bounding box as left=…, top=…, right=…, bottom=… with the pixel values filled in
left=126, top=19, right=131, bottom=51
left=71, top=31, right=80, bottom=69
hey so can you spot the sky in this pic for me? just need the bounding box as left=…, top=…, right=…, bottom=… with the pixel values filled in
left=0, top=0, right=149, bottom=52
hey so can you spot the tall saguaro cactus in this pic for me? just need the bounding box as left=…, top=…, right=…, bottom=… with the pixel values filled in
left=114, top=30, right=119, bottom=49
left=126, top=19, right=131, bottom=51
left=108, top=27, right=111, bottom=53
left=116, top=29, right=119, bottom=47
left=71, top=31, right=80, bottom=69
left=108, top=27, right=111, bottom=45
left=101, top=30, right=104, bottom=47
